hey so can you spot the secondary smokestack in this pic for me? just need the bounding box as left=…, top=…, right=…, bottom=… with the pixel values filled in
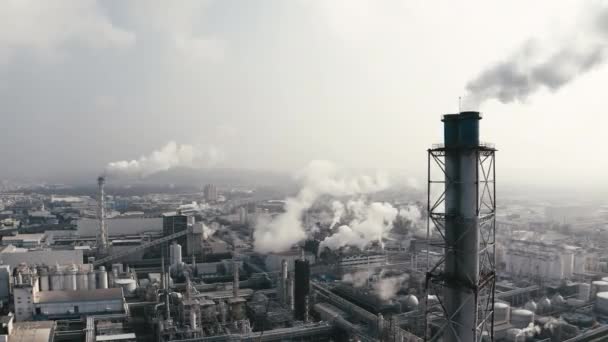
left=233, top=260, right=239, bottom=298
left=294, top=259, right=310, bottom=321
left=97, top=176, right=109, bottom=252
left=280, top=259, right=288, bottom=305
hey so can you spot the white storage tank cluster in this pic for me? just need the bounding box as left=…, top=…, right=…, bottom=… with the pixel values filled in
left=595, top=292, right=608, bottom=315
left=494, top=302, right=510, bottom=324
left=511, top=309, right=534, bottom=329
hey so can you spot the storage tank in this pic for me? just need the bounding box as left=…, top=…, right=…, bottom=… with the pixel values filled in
left=88, top=270, right=97, bottom=289
left=98, top=266, right=109, bottom=289
left=77, top=268, right=88, bottom=290
left=494, top=302, right=510, bottom=324
left=38, top=267, right=49, bottom=291
left=524, top=300, right=537, bottom=313
left=400, top=294, right=419, bottom=311
left=50, top=267, right=63, bottom=290
left=172, top=243, right=182, bottom=267
left=506, top=328, right=525, bottom=342
left=578, top=283, right=591, bottom=301
left=511, top=309, right=534, bottom=329
left=114, top=278, right=137, bottom=295
left=591, top=280, right=608, bottom=298
left=538, top=296, right=551, bottom=314
left=552, top=293, right=566, bottom=306
left=595, top=291, right=608, bottom=315
left=64, top=264, right=78, bottom=291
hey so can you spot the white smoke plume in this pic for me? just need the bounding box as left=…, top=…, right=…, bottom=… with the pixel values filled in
left=105, top=141, right=223, bottom=177
left=398, top=204, right=426, bottom=237
left=320, top=200, right=398, bottom=251
left=342, top=270, right=372, bottom=288
left=465, top=3, right=608, bottom=108
left=373, top=274, right=409, bottom=301
left=202, top=223, right=217, bottom=240
left=253, top=160, right=390, bottom=253
left=329, top=200, right=345, bottom=229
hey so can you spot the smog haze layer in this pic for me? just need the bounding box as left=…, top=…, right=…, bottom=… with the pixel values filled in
left=1, top=1, right=608, bottom=192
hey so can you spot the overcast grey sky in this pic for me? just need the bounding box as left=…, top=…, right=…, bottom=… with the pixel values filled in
left=1, top=0, right=607, bottom=188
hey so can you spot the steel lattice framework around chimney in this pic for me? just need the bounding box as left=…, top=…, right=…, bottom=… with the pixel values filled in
left=424, top=144, right=496, bottom=342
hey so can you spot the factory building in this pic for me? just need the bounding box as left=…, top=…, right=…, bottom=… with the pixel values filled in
left=338, top=254, right=387, bottom=271
left=162, top=213, right=194, bottom=256
left=265, top=251, right=315, bottom=272
left=203, top=184, right=218, bottom=202
left=0, top=233, right=46, bottom=248
left=34, top=288, right=125, bottom=319
left=504, top=240, right=577, bottom=280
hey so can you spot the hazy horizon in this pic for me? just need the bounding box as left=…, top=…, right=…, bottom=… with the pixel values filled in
left=2, top=0, right=608, bottom=191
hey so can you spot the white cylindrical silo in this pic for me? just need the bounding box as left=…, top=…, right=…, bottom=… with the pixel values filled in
left=511, top=309, right=534, bottom=329
left=494, top=302, right=510, bottom=324
left=88, top=270, right=97, bottom=290
left=51, top=267, right=63, bottom=291
left=173, top=243, right=182, bottom=266
left=77, top=269, right=88, bottom=290
left=592, top=281, right=608, bottom=297
left=64, top=265, right=78, bottom=291
left=39, top=268, right=50, bottom=292
left=595, top=292, right=608, bottom=315
left=98, top=266, right=108, bottom=289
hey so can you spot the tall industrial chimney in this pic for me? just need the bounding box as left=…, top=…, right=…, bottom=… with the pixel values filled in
left=425, top=111, right=497, bottom=342
left=97, top=176, right=109, bottom=253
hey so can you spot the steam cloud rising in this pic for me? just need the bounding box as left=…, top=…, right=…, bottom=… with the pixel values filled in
left=465, top=4, right=608, bottom=107
left=320, top=200, right=399, bottom=251
left=253, top=160, right=391, bottom=253
left=105, top=141, right=223, bottom=177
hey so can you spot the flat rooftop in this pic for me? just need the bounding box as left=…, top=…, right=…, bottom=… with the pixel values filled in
left=37, top=288, right=123, bottom=303
left=11, top=321, right=55, bottom=342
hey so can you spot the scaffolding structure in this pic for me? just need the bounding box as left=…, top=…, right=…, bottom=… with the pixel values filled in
left=424, top=112, right=496, bottom=342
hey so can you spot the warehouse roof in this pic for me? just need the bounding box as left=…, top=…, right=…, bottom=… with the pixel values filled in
left=37, top=288, right=123, bottom=304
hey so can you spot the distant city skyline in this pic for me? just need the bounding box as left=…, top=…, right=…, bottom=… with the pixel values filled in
left=2, top=0, right=608, bottom=189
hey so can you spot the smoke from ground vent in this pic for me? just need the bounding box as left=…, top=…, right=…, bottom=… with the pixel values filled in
left=465, top=4, right=608, bottom=108
left=253, top=160, right=391, bottom=253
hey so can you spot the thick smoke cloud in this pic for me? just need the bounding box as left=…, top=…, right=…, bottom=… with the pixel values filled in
left=253, top=160, right=390, bottom=253
left=465, top=4, right=608, bottom=107
left=342, top=270, right=408, bottom=301
left=320, top=200, right=399, bottom=251
left=373, top=274, right=409, bottom=301
left=105, top=141, right=223, bottom=177
left=342, top=270, right=371, bottom=288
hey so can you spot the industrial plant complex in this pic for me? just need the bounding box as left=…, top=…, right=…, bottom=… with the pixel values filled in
left=1, top=112, right=608, bottom=342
